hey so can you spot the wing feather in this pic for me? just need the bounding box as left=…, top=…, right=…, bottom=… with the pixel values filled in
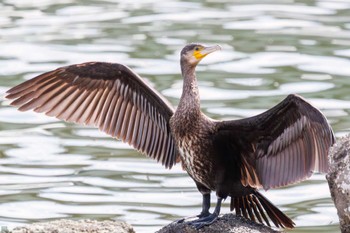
left=140, top=116, right=150, bottom=152
left=215, top=94, right=335, bottom=190
left=63, top=89, right=87, bottom=121
left=120, top=102, right=132, bottom=141
left=149, top=122, right=159, bottom=156
left=131, top=109, right=142, bottom=146
left=85, top=88, right=105, bottom=125
left=125, top=105, right=137, bottom=142
left=6, top=62, right=178, bottom=168
left=114, top=98, right=128, bottom=136
left=76, top=90, right=97, bottom=124
left=103, top=93, right=118, bottom=133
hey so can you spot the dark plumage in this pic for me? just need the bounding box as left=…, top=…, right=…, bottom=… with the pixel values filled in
left=6, top=43, right=335, bottom=229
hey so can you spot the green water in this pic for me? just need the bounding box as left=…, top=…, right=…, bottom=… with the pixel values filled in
left=0, top=0, right=348, bottom=232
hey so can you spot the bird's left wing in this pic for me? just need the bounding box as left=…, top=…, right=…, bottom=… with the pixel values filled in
left=6, top=62, right=178, bottom=168
left=214, top=94, right=335, bottom=190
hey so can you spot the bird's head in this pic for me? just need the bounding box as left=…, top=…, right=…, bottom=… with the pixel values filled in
left=180, top=43, right=221, bottom=67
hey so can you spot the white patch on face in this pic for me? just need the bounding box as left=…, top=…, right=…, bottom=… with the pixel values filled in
left=183, top=52, right=199, bottom=66
left=188, top=56, right=198, bottom=65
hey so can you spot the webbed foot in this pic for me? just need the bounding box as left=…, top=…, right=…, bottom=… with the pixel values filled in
left=187, top=213, right=219, bottom=229
left=173, top=211, right=210, bottom=224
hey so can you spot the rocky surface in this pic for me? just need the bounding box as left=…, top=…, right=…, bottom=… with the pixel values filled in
left=327, top=135, right=350, bottom=233
left=8, top=219, right=135, bottom=233
left=156, top=213, right=279, bottom=233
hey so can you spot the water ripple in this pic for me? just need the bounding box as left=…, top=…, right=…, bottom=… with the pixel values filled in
left=0, top=1, right=345, bottom=233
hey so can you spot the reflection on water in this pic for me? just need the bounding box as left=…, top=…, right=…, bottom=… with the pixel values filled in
left=0, top=0, right=347, bottom=232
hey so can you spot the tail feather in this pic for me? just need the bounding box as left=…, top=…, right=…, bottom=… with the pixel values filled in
left=244, top=196, right=255, bottom=221
left=248, top=195, right=262, bottom=224
left=230, top=191, right=295, bottom=228
left=249, top=194, right=270, bottom=226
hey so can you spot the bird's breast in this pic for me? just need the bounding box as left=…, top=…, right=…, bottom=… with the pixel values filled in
left=177, top=137, right=215, bottom=189
left=170, top=113, right=216, bottom=189
left=178, top=139, right=196, bottom=172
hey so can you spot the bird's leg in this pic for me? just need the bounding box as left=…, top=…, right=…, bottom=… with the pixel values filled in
left=195, top=182, right=212, bottom=218
left=197, top=193, right=211, bottom=218
left=188, top=197, right=223, bottom=229
left=174, top=192, right=211, bottom=224
left=174, top=182, right=211, bottom=224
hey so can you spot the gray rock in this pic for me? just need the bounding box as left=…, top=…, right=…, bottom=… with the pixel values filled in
left=156, top=213, right=280, bottom=233
left=327, top=135, right=350, bottom=233
left=9, top=219, right=134, bottom=233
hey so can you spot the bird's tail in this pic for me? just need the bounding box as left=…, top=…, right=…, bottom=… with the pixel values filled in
left=230, top=190, right=295, bottom=228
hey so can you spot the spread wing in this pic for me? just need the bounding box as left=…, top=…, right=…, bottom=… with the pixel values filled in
left=214, top=94, right=335, bottom=190
left=6, top=62, right=178, bottom=168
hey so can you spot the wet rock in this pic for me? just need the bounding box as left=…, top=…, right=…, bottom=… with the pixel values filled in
left=156, top=213, right=279, bottom=233
left=327, top=135, right=350, bottom=233
left=9, top=219, right=135, bottom=233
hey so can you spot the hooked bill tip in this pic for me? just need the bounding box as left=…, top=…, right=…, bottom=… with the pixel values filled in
left=202, top=45, right=221, bottom=55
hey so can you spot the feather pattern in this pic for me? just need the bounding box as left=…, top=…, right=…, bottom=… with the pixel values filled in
left=6, top=44, right=336, bottom=230
left=6, top=62, right=178, bottom=168
left=215, top=94, right=335, bottom=190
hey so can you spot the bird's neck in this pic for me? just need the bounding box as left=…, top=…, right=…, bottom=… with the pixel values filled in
left=178, top=60, right=200, bottom=115
left=170, top=60, right=201, bottom=138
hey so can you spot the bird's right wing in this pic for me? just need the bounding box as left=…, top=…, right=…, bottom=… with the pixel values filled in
left=6, top=62, right=178, bottom=168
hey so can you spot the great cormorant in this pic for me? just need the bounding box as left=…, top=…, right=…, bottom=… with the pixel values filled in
left=6, top=43, right=335, bottom=229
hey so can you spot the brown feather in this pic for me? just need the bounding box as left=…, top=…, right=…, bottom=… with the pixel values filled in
left=215, top=94, right=335, bottom=190
left=6, top=45, right=336, bottom=229
left=6, top=62, right=178, bottom=168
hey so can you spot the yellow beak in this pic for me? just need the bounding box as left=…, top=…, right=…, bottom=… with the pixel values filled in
left=194, top=45, right=221, bottom=60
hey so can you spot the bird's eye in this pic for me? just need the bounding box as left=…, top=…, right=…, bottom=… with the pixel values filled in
left=195, top=47, right=199, bottom=51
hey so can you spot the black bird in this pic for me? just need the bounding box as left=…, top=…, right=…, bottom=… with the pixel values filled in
left=5, top=43, right=335, bottom=229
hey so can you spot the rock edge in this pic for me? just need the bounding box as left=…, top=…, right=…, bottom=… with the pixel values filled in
left=156, top=213, right=280, bottom=233
left=4, top=219, right=135, bottom=233
left=326, top=134, right=350, bottom=233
